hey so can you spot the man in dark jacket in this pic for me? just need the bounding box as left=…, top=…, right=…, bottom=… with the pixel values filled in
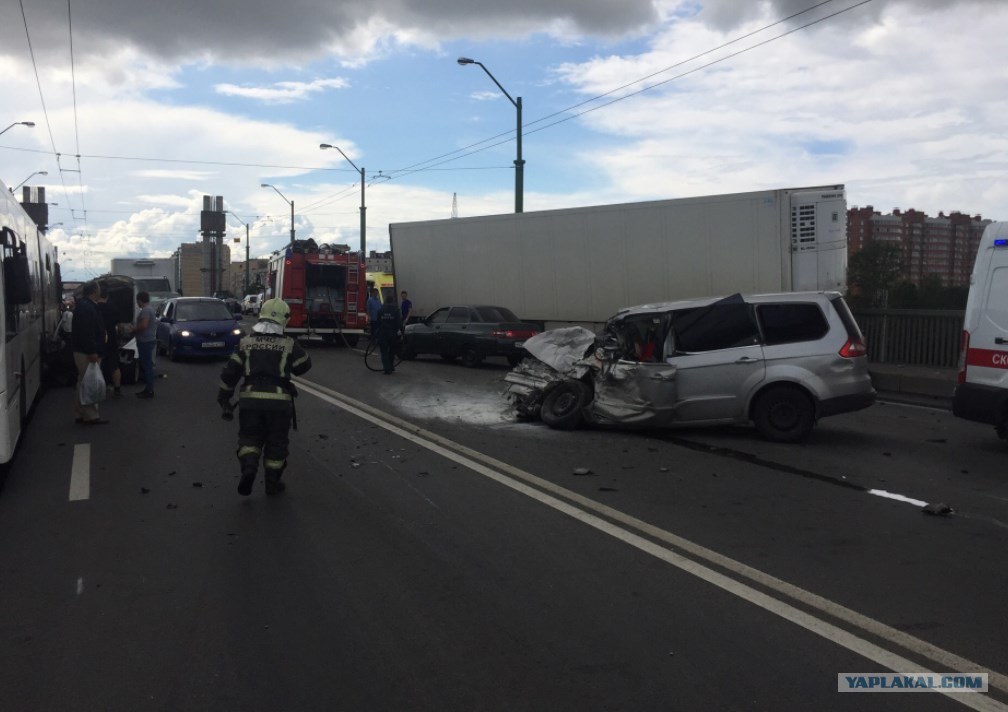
left=71, top=281, right=107, bottom=424
left=375, top=297, right=402, bottom=374
left=217, top=298, right=312, bottom=496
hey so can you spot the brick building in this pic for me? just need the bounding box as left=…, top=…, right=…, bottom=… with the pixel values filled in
left=174, top=242, right=232, bottom=297
left=847, top=206, right=991, bottom=287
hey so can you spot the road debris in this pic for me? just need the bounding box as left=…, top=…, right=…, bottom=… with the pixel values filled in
left=922, top=502, right=954, bottom=516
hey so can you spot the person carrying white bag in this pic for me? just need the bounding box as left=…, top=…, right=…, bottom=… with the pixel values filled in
left=71, top=280, right=109, bottom=425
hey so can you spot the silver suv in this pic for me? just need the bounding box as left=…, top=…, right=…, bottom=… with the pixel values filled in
left=505, top=291, right=876, bottom=442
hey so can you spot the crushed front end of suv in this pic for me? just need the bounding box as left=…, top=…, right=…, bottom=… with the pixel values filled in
left=504, top=292, right=876, bottom=442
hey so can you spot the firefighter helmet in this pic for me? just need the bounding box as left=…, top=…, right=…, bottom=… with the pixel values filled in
left=259, top=298, right=291, bottom=326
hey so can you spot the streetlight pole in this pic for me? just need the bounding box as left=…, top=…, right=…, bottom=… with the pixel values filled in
left=319, top=143, right=366, bottom=257
left=0, top=121, right=35, bottom=137
left=457, top=57, right=524, bottom=213
left=225, top=210, right=251, bottom=295
left=11, top=170, right=48, bottom=192
left=260, top=183, right=295, bottom=249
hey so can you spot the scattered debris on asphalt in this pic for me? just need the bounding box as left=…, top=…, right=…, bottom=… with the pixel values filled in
left=922, top=502, right=954, bottom=516
left=572, top=467, right=593, bottom=476
left=140, top=487, right=150, bottom=494
left=166, top=503, right=178, bottom=510
left=192, top=482, right=203, bottom=488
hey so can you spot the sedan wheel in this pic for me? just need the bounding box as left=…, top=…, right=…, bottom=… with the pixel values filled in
left=460, top=348, right=483, bottom=368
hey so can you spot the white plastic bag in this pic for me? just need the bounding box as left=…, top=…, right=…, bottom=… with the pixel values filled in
left=80, top=362, right=107, bottom=406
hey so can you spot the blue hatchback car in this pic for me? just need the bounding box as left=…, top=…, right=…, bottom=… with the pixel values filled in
left=155, top=297, right=244, bottom=360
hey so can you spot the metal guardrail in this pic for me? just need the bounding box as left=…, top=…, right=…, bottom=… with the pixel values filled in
left=852, top=309, right=964, bottom=368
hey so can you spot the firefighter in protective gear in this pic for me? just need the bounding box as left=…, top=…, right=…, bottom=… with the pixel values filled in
left=217, top=298, right=312, bottom=496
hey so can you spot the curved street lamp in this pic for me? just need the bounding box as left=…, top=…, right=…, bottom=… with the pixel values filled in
left=260, top=183, right=295, bottom=249
left=458, top=57, right=524, bottom=213
left=0, top=121, right=35, bottom=137
left=12, top=170, right=48, bottom=192
left=225, top=210, right=251, bottom=295
left=319, top=143, right=366, bottom=256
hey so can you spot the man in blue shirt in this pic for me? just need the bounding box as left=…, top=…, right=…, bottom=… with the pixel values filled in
left=366, top=288, right=382, bottom=336
left=134, top=291, right=158, bottom=398
left=400, top=291, right=413, bottom=325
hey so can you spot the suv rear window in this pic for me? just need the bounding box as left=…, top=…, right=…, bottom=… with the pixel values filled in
left=829, top=296, right=866, bottom=342
left=757, top=303, right=829, bottom=344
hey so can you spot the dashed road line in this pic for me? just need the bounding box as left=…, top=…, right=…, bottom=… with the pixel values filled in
left=69, top=444, right=90, bottom=502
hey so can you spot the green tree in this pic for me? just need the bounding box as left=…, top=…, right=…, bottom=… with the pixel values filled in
left=847, top=242, right=904, bottom=308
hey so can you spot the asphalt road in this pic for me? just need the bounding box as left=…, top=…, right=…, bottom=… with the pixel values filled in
left=1, top=343, right=1006, bottom=711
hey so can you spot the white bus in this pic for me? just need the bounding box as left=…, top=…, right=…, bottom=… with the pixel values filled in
left=0, top=179, right=61, bottom=464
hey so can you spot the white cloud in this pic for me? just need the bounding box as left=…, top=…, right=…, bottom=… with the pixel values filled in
left=214, top=78, right=350, bottom=103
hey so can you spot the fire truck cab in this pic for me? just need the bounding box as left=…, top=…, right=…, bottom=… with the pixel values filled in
left=268, top=239, right=368, bottom=345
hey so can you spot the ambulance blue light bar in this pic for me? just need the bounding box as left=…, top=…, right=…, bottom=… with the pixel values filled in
left=995, top=239, right=1008, bottom=247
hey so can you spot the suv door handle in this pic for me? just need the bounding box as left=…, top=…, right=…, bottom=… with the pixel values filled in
left=996, top=337, right=1007, bottom=345
left=734, top=356, right=759, bottom=364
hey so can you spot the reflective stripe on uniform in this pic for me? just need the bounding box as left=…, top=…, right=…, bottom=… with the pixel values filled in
left=238, top=445, right=261, bottom=457
left=263, top=458, right=286, bottom=470
left=239, top=389, right=291, bottom=401
left=291, top=353, right=310, bottom=369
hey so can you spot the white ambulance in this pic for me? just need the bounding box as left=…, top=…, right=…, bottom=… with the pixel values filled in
left=953, top=222, right=1008, bottom=437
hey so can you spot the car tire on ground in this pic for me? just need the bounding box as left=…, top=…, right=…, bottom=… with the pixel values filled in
left=541, top=380, right=591, bottom=430
left=752, top=385, right=815, bottom=442
left=168, top=339, right=179, bottom=362
left=460, top=348, right=482, bottom=368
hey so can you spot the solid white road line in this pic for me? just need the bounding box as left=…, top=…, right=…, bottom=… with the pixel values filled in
left=297, top=378, right=1008, bottom=708
left=69, top=444, right=90, bottom=502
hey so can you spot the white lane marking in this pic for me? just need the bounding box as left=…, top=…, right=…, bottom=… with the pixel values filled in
left=76, top=577, right=83, bottom=596
left=69, top=444, right=90, bottom=501
left=869, top=489, right=928, bottom=507
left=298, top=378, right=1008, bottom=704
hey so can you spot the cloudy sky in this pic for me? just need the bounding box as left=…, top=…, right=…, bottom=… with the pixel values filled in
left=1, top=0, right=1006, bottom=281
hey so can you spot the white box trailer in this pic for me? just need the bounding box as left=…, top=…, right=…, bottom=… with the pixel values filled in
left=110, top=257, right=177, bottom=293
left=389, top=185, right=848, bottom=328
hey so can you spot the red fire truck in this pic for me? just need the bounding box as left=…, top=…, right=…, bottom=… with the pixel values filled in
left=267, top=240, right=368, bottom=345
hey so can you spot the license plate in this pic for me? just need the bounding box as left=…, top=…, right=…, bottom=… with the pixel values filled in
left=514, top=341, right=524, bottom=348
left=202, top=341, right=225, bottom=348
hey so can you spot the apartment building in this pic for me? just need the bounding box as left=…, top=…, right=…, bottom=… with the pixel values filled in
left=847, top=206, right=991, bottom=287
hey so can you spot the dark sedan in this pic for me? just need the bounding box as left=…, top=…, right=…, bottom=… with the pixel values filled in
left=155, top=297, right=244, bottom=360
left=400, top=305, right=540, bottom=367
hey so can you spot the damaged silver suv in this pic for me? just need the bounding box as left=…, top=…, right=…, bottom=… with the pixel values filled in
left=504, top=292, right=875, bottom=442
